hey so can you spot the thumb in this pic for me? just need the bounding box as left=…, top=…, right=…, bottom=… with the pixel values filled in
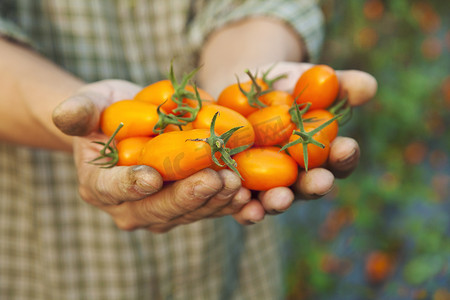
left=52, top=79, right=143, bottom=136
left=79, top=164, right=164, bottom=206
left=52, top=93, right=100, bottom=136
left=336, top=70, right=378, bottom=106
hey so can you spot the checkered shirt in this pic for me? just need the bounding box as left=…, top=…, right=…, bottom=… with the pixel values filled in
left=0, top=1, right=324, bottom=299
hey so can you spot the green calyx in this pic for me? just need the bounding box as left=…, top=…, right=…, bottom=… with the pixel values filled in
left=186, top=112, right=249, bottom=179
left=260, top=63, right=288, bottom=89
left=88, top=122, right=123, bottom=168
left=237, top=70, right=268, bottom=109
left=238, top=66, right=288, bottom=109
left=329, top=98, right=352, bottom=125
left=281, top=103, right=341, bottom=172
left=152, top=63, right=204, bottom=133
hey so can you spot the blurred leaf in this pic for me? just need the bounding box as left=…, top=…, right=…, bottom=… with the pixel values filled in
left=403, top=255, right=445, bottom=285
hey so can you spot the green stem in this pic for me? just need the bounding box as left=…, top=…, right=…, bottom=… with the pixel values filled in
left=282, top=103, right=341, bottom=172
left=261, top=63, right=288, bottom=89
left=186, top=111, right=244, bottom=179
left=89, top=122, right=123, bottom=168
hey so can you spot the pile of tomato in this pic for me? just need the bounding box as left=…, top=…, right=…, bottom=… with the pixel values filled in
left=93, top=64, right=350, bottom=191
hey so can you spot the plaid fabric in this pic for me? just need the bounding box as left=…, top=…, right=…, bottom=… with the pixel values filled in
left=0, top=1, right=324, bottom=299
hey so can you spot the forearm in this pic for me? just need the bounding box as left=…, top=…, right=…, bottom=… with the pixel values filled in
left=197, top=17, right=306, bottom=96
left=0, top=38, right=84, bottom=151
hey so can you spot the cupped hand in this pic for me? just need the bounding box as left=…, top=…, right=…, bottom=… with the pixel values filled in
left=53, top=80, right=251, bottom=232
left=230, top=62, right=377, bottom=224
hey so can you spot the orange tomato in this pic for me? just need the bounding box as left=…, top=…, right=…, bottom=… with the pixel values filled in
left=134, top=80, right=176, bottom=113
left=116, top=136, right=152, bottom=166
left=303, top=109, right=339, bottom=142
left=293, top=65, right=339, bottom=110
left=247, top=104, right=296, bottom=146
left=217, top=78, right=269, bottom=117
left=137, top=129, right=217, bottom=181
left=163, top=122, right=194, bottom=133
left=100, top=99, right=159, bottom=141
left=260, top=90, right=295, bottom=107
left=184, top=85, right=216, bottom=105
left=192, top=104, right=255, bottom=149
left=287, top=125, right=330, bottom=170
left=134, top=79, right=215, bottom=114
left=233, top=147, right=298, bottom=191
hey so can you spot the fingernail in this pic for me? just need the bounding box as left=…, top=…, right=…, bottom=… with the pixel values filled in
left=248, top=218, right=263, bottom=225
left=269, top=208, right=288, bottom=214
left=314, top=186, right=334, bottom=198
left=337, top=149, right=356, bottom=164
left=136, top=178, right=154, bottom=192
left=193, top=183, right=218, bottom=199
left=132, top=166, right=162, bottom=194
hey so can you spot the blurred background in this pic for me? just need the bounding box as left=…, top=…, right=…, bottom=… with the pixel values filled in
left=279, top=1, right=450, bottom=299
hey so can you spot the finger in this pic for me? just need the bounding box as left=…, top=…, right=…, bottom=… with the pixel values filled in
left=175, top=169, right=243, bottom=222
left=111, top=168, right=224, bottom=230
left=258, top=187, right=295, bottom=214
left=294, top=168, right=335, bottom=200
left=148, top=180, right=250, bottom=232
left=336, top=70, right=378, bottom=106
left=79, top=164, right=163, bottom=207
left=52, top=94, right=100, bottom=136
left=210, top=186, right=252, bottom=218
left=327, top=136, right=360, bottom=178
left=232, top=199, right=266, bottom=225
left=53, top=80, right=142, bottom=136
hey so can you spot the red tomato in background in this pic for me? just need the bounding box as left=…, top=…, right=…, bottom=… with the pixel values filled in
left=247, top=104, right=296, bottom=147
left=100, top=99, right=159, bottom=141
left=365, top=251, right=395, bottom=284
left=116, top=136, right=152, bottom=166
left=293, top=65, right=339, bottom=110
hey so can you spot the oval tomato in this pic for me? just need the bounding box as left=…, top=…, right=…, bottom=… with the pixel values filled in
left=260, top=90, right=295, bottom=107
left=192, top=104, right=255, bottom=149
left=247, top=104, right=296, bottom=147
left=184, top=85, right=216, bottom=106
left=217, top=78, right=269, bottom=117
left=134, top=80, right=215, bottom=114
left=293, top=65, right=339, bottom=110
left=233, top=147, right=298, bottom=191
left=303, top=109, right=339, bottom=142
left=287, top=125, right=331, bottom=170
left=100, top=99, right=159, bottom=141
left=134, top=80, right=176, bottom=112
left=116, top=136, right=152, bottom=166
left=163, top=122, right=194, bottom=133
left=137, top=129, right=217, bottom=181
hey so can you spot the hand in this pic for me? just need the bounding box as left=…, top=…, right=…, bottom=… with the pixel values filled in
left=53, top=80, right=252, bottom=232
left=230, top=62, right=378, bottom=224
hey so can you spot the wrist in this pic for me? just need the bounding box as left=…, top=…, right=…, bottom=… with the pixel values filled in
left=0, top=38, right=84, bottom=151
left=197, top=17, right=306, bottom=96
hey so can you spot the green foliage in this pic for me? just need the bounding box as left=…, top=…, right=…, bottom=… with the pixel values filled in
left=282, top=0, right=450, bottom=299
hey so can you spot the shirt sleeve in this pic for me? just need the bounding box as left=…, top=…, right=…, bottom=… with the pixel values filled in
left=0, top=2, right=34, bottom=47
left=188, top=0, right=325, bottom=62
